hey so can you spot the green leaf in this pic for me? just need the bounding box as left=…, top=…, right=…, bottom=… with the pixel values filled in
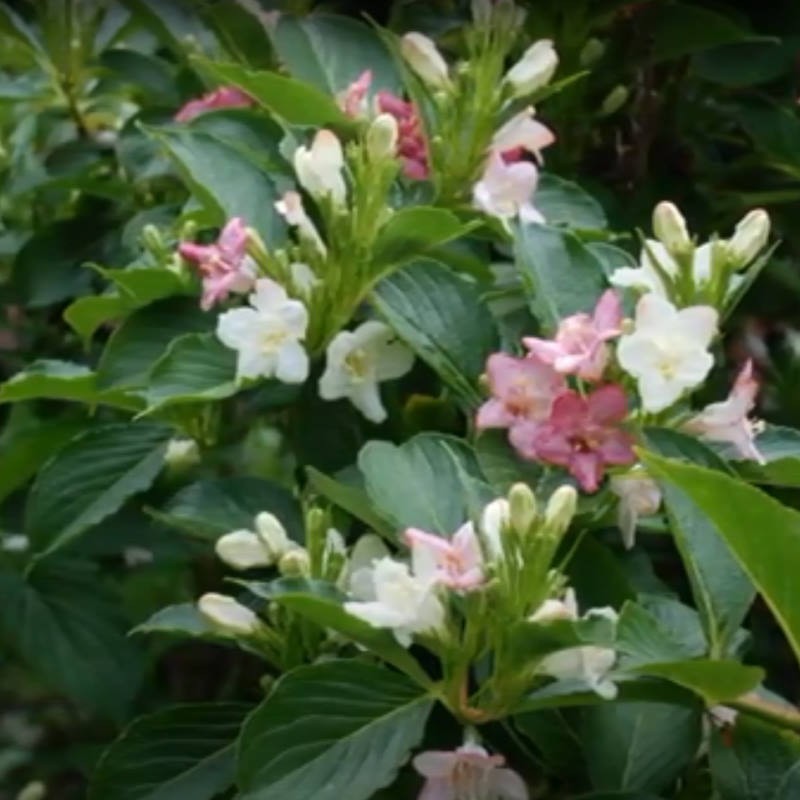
left=615, top=602, right=704, bottom=668
left=194, top=58, right=353, bottom=129
left=26, top=423, right=172, bottom=555
left=245, top=578, right=430, bottom=684
left=474, top=430, right=543, bottom=494
left=731, top=425, right=800, bottom=487
left=692, top=40, right=796, bottom=87
left=152, top=477, right=302, bottom=542
left=306, top=467, right=395, bottom=540
left=536, top=174, right=607, bottom=230
left=514, top=223, right=607, bottom=334
left=0, top=5, right=44, bottom=55
left=132, top=602, right=217, bottom=639
left=644, top=427, right=733, bottom=474
left=358, top=434, right=484, bottom=534
left=0, top=360, right=141, bottom=410
left=580, top=701, right=701, bottom=794
left=153, top=126, right=285, bottom=246
left=644, top=453, right=800, bottom=664
left=372, top=261, right=498, bottom=408
left=587, top=242, right=637, bottom=281
left=89, top=703, right=250, bottom=800
left=710, top=716, right=800, bottom=800
left=642, top=452, right=754, bottom=658
left=237, top=660, right=433, bottom=800
left=371, top=208, right=469, bottom=268
left=143, top=332, right=237, bottom=411
left=271, top=13, right=401, bottom=97
left=96, top=298, right=211, bottom=390
left=0, top=561, right=143, bottom=721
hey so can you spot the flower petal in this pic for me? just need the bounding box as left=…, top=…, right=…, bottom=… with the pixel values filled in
left=275, top=340, right=309, bottom=384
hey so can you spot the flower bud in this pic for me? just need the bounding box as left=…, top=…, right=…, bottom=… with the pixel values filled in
left=279, top=547, right=311, bottom=577
left=599, top=85, right=629, bottom=117
left=508, top=482, right=538, bottom=533
left=504, top=40, right=558, bottom=98
left=17, top=782, right=46, bottom=800
left=366, top=113, right=399, bottom=161
left=470, top=0, right=493, bottom=26
left=215, top=530, right=272, bottom=569
left=325, top=528, right=346, bottom=556
left=164, top=438, right=200, bottom=471
left=529, top=588, right=578, bottom=623
left=401, top=33, right=451, bottom=90
left=653, top=201, right=692, bottom=256
left=198, top=593, right=260, bottom=635
left=141, top=223, right=164, bottom=254
left=580, top=38, right=605, bottom=67
left=543, top=485, right=578, bottom=537
left=480, top=498, right=510, bottom=560
left=293, top=130, right=347, bottom=207
left=726, top=209, right=770, bottom=268
left=254, top=512, right=294, bottom=560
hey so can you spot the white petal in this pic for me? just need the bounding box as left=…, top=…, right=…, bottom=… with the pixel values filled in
left=634, top=293, right=678, bottom=333
left=250, top=278, right=289, bottom=313
left=673, top=348, right=714, bottom=387
left=318, top=362, right=351, bottom=400
left=372, top=337, right=414, bottom=381
left=677, top=305, right=718, bottom=345
left=638, top=371, right=682, bottom=413
left=617, top=334, right=661, bottom=377
left=609, top=266, right=662, bottom=294
left=278, top=299, right=309, bottom=339
left=275, top=340, right=309, bottom=384
left=237, top=347, right=277, bottom=381
left=216, top=308, right=260, bottom=349
left=349, top=380, right=387, bottom=423
left=344, top=599, right=408, bottom=629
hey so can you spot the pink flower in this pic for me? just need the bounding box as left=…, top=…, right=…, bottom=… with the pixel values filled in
left=376, top=90, right=430, bottom=180
left=413, top=744, right=528, bottom=800
left=492, top=107, right=555, bottom=164
left=523, top=290, right=623, bottom=381
left=404, top=523, right=484, bottom=592
left=684, top=360, right=765, bottom=463
left=473, top=151, right=544, bottom=224
left=174, top=86, right=253, bottom=123
left=178, top=217, right=256, bottom=310
left=338, top=69, right=372, bottom=118
left=476, top=353, right=565, bottom=431
left=512, top=385, right=635, bottom=492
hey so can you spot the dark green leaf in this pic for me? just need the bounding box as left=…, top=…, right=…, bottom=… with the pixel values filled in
left=371, top=209, right=469, bottom=268
left=474, top=430, right=544, bottom=494
left=536, top=174, right=607, bottom=230
left=132, top=603, right=217, bottom=639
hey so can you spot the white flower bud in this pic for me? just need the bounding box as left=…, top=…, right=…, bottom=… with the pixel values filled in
left=544, top=485, right=578, bottom=536
left=215, top=530, right=272, bottom=569
left=293, top=130, right=347, bottom=206
left=198, top=593, right=260, bottom=635
left=653, top=201, right=692, bottom=256
left=366, top=113, right=399, bottom=161
left=529, top=588, right=578, bottom=623
left=480, top=498, right=510, bottom=560
left=279, top=547, right=311, bottom=577
left=508, top=482, right=538, bottom=533
left=504, top=40, right=558, bottom=98
left=325, top=528, right=347, bottom=556
left=726, top=209, right=770, bottom=268
left=164, top=438, right=200, bottom=470
left=400, top=32, right=451, bottom=90
left=253, top=512, right=294, bottom=561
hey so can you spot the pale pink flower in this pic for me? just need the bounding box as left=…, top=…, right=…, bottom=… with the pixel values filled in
left=473, top=151, right=544, bottom=224
left=178, top=217, right=256, bottom=310
left=523, top=290, right=623, bottom=381
left=404, top=523, right=484, bottom=592
left=413, top=744, right=528, bottom=800
left=684, top=360, right=765, bottom=463
left=376, top=90, right=429, bottom=179
left=174, top=86, right=253, bottom=123
left=337, top=69, right=372, bottom=118
left=476, top=353, right=565, bottom=431
left=492, top=107, right=555, bottom=164
left=512, top=384, right=635, bottom=492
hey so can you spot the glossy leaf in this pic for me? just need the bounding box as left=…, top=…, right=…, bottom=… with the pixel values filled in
left=132, top=603, right=217, bottom=639
left=536, top=174, right=607, bottom=230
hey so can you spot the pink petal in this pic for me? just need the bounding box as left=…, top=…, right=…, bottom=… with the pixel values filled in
left=592, top=289, right=623, bottom=335
left=598, top=430, right=636, bottom=465
left=178, top=242, right=216, bottom=264
left=218, top=217, right=248, bottom=260
left=404, top=528, right=453, bottom=558
left=508, top=420, right=544, bottom=460
left=522, top=337, right=563, bottom=364
left=413, top=752, right=458, bottom=779
left=491, top=768, right=530, bottom=800
left=403, top=157, right=429, bottom=180
left=476, top=398, right=515, bottom=430
left=586, top=384, right=628, bottom=425
left=525, top=422, right=571, bottom=465
left=548, top=391, right=588, bottom=431
left=570, top=451, right=603, bottom=492
left=418, top=778, right=456, bottom=800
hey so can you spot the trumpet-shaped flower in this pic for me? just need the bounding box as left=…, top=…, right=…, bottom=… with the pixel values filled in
left=294, top=130, right=347, bottom=207
left=476, top=353, right=565, bottom=432
left=401, top=32, right=451, bottom=90
left=617, top=294, right=718, bottom=413
left=413, top=744, right=528, bottom=800
left=609, top=469, right=662, bottom=549
left=178, top=217, right=257, bottom=310
left=337, top=69, right=372, bottom=118
left=343, top=557, right=446, bottom=647
left=523, top=289, right=623, bottom=381
left=504, top=39, right=558, bottom=98
left=275, top=191, right=327, bottom=257
left=492, top=107, right=555, bottom=163
left=473, top=151, right=544, bottom=224
left=511, top=385, right=635, bottom=492
left=319, top=321, right=414, bottom=423
left=216, top=279, right=309, bottom=384
left=684, top=360, right=765, bottom=462
left=174, top=86, right=253, bottom=123
left=404, top=523, right=485, bottom=592
left=376, top=91, right=429, bottom=179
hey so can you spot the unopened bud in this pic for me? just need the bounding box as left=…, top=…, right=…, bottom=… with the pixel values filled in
left=279, top=547, right=311, bottom=577
left=480, top=498, right=510, bottom=560
left=366, top=113, right=399, bottom=161
left=254, top=512, right=293, bottom=560
left=294, top=130, right=347, bottom=207
left=215, top=530, right=272, bottom=569
left=544, top=485, right=578, bottom=536
left=508, top=483, right=538, bottom=533
left=470, top=0, right=493, bottom=26
left=401, top=32, right=451, bottom=90
left=141, top=224, right=164, bottom=253
left=599, top=85, right=628, bottom=117
left=164, top=438, right=200, bottom=471
left=17, top=782, right=46, bottom=800
left=504, top=40, right=558, bottom=98
left=726, top=209, right=770, bottom=268
left=492, top=0, right=526, bottom=30
left=653, top=201, right=692, bottom=255
left=580, top=38, right=605, bottom=67
left=198, top=593, right=261, bottom=635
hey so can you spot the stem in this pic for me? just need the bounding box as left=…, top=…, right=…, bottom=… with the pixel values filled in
left=729, top=693, right=800, bottom=734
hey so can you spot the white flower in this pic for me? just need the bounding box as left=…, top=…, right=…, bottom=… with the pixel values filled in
left=491, top=107, right=555, bottom=163
left=726, top=209, right=770, bottom=268
left=530, top=589, right=618, bottom=699
left=504, top=39, right=558, bottom=97
left=652, top=201, right=692, bottom=255
left=344, top=557, right=446, bottom=646
left=293, top=129, right=347, bottom=206
left=216, top=278, right=309, bottom=384
left=198, top=593, right=261, bottom=636
left=400, top=32, right=451, bottom=89
left=473, top=151, right=544, bottom=225
left=617, top=294, right=718, bottom=413
left=275, top=191, right=327, bottom=257
left=345, top=533, right=391, bottom=595
left=609, top=470, right=662, bottom=550
left=480, top=498, right=510, bottom=561
left=318, top=321, right=414, bottom=423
